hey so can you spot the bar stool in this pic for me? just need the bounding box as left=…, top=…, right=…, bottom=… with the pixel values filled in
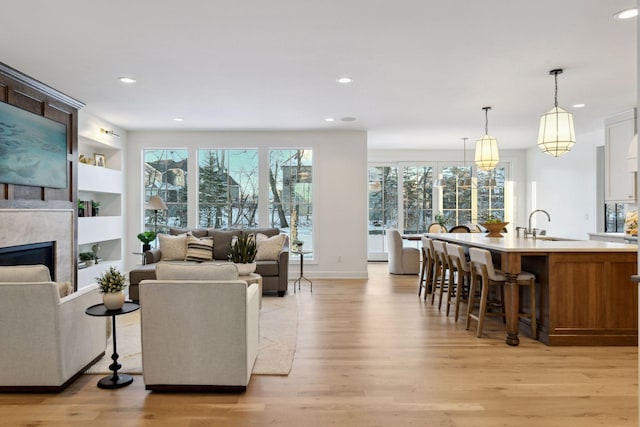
left=418, top=237, right=435, bottom=299
left=445, top=243, right=471, bottom=321
left=431, top=240, right=450, bottom=311
left=466, top=247, right=537, bottom=339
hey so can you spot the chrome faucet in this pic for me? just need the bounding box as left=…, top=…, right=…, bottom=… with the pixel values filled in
left=526, top=209, right=551, bottom=239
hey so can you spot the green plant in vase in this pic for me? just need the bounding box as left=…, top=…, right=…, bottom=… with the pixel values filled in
left=137, top=231, right=157, bottom=252
left=91, top=200, right=101, bottom=216
left=96, top=266, right=127, bottom=310
left=229, top=234, right=257, bottom=276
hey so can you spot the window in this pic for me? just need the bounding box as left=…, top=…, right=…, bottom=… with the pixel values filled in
left=477, top=167, right=506, bottom=221
left=198, top=149, right=259, bottom=228
left=440, top=165, right=472, bottom=226
left=143, top=149, right=188, bottom=233
left=269, top=149, right=313, bottom=249
left=368, top=166, right=398, bottom=255
left=402, top=166, right=434, bottom=233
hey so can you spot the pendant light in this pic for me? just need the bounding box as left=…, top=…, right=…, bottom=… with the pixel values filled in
left=475, top=106, right=499, bottom=171
left=538, top=69, right=576, bottom=157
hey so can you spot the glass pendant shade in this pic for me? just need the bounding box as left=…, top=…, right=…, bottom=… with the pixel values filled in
left=475, top=134, right=499, bottom=171
left=537, top=106, right=576, bottom=157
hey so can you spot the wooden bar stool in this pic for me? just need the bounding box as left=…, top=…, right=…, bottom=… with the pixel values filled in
left=418, top=237, right=435, bottom=299
left=445, top=243, right=471, bottom=321
left=431, top=240, right=450, bottom=311
left=466, top=247, right=537, bottom=339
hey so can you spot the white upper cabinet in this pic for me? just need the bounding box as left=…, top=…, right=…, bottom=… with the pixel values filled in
left=605, top=109, right=636, bottom=203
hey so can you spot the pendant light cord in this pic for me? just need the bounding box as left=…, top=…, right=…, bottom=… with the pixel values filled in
left=483, top=107, right=491, bottom=134
left=554, top=72, right=559, bottom=108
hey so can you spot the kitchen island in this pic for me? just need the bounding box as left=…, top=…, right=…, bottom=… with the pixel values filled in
left=427, top=233, right=638, bottom=346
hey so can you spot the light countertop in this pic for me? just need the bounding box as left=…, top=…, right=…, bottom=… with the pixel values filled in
left=426, top=233, right=637, bottom=253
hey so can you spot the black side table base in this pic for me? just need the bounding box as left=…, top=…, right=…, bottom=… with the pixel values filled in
left=98, top=374, right=134, bottom=389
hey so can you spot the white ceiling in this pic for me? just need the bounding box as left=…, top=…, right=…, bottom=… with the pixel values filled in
left=1, top=0, right=637, bottom=150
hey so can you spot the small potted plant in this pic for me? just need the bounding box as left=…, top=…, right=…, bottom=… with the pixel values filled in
left=480, top=215, right=509, bottom=238
left=137, top=231, right=157, bottom=252
left=79, top=251, right=96, bottom=266
left=434, top=212, right=448, bottom=232
left=91, top=200, right=101, bottom=216
left=229, top=233, right=257, bottom=276
left=77, top=200, right=85, bottom=218
left=96, top=266, right=127, bottom=310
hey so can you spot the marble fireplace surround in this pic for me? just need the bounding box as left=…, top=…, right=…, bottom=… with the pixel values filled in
left=0, top=209, right=74, bottom=283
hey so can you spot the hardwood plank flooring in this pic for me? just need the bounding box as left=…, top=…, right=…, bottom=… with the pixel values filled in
left=0, top=263, right=636, bottom=426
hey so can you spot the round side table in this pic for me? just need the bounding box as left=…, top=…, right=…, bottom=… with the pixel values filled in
left=85, top=301, right=140, bottom=389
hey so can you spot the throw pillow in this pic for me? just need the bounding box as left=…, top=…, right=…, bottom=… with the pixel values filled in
left=159, top=233, right=188, bottom=261
left=185, top=235, right=214, bottom=262
left=255, top=233, right=286, bottom=261
left=57, top=281, right=73, bottom=298
left=155, top=262, right=239, bottom=280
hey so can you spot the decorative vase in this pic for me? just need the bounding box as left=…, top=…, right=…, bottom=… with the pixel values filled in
left=481, top=222, right=509, bottom=238
left=235, top=262, right=257, bottom=276
left=103, top=291, right=125, bottom=310
left=142, top=244, right=151, bottom=252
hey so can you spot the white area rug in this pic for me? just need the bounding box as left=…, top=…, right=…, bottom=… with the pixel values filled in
left=85, top=294, right=298, bottom=376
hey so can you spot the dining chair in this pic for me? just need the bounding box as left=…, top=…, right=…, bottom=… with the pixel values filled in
left=418, top=237, right=435, bottom=299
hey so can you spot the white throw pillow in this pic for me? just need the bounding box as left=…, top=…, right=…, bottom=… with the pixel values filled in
left=255, top=233, right=286, bottom=261
left=159, top=233, right=188, bottom=261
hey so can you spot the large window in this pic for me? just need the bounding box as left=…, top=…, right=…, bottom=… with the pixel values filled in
left=368, top=166, right=398, bottom=255
left=269, top=149, right=313, bottom=248
left=441, top=165, right=472, bottom=226
left=403, top=166, right=434, bottom=233
left=143, top=149, right=188, bottom=234
left=198, top=149, right=259, bottom=228
left=477, top=167, right=505, bottom=221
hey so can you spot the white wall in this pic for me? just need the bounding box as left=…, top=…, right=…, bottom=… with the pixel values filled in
left=124, top=130, right=369, bottom=280
left=525, top=128, right=602, bottom=240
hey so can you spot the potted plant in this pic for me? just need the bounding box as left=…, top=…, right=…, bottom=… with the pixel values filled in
left=480, top=215, right=509, bottom=238
left=434, top=212, right=448, bottom=232
left=137, top=231, right=157, bottom=252
left=77, top=200, right=85, bottom=218
left=229, top=233, right=257, bottom=276
left=91, top=200, right=101, bottom=216
left=79, top=251, right=96, bottom=266
left=96, top=266, right=127, bottom=310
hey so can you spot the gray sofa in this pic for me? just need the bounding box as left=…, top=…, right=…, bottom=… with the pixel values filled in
left=128, top=227, right=289, bottom=301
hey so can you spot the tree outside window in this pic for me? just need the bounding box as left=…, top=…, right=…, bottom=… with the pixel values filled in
left=269, top=149, right=313, bottom=249
left=198, top=149, right=259, bottom=228
left=143, top=149, right=188, bottom=234
left=403, top=166, right=433, bottom=233
left=368, top=166, right=398, bottom=254
left=477, top=167, right=505, bottom=221
left=441, top=165, right=472, bottom=226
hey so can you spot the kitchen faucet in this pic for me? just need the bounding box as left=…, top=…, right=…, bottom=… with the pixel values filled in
left=526, top=209, right=551, bottom=238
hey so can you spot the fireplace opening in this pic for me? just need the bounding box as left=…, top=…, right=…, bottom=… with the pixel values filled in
left=0, top=242, right=56, bottom=280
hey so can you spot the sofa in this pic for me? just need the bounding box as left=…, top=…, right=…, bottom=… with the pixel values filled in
left=0, top=265, right=107, bottom=392
left=140, top=262, right=259, bottom=391
left=129, top=227, right=289, bottom=301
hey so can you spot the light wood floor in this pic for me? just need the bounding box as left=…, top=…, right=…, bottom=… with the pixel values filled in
left=1, top=263, right=637, bottom=426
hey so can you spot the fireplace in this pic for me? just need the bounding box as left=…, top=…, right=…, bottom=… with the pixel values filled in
left=0, top=241, right=56, bottom=280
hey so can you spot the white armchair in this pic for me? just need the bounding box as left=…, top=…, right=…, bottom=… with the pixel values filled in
left=387, top=229, right=421, bottom=275
left=0, top=265, right=107, bottom=392
left=139, top=262, right=260, bottom=391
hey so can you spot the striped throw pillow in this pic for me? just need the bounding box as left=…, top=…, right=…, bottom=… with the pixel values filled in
left=185, top=235, right=214, bottom=262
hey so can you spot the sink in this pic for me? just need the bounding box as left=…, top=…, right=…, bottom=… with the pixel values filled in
left=534, top=236, right=577, bottom=242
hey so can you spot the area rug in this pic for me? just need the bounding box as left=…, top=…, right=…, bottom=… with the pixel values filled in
left=85, top=294, right=298, bottom=376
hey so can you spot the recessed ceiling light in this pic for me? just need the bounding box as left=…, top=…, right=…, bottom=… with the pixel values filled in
left=324, top=117, right=335, bottom=122
left=118, top=77, right=137, bottom=84
left=614, top=8, right=638, bottom=20
left=336, top=76, right=353, bottom=84
left=173, top=117, right=185, bottom=122
left=340, top=117, right=357, bottom=122
left=572, top=103, right=586, bottom=108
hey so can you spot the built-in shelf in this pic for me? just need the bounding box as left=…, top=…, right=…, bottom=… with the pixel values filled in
left=76, top=114, right=125, bottom=289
